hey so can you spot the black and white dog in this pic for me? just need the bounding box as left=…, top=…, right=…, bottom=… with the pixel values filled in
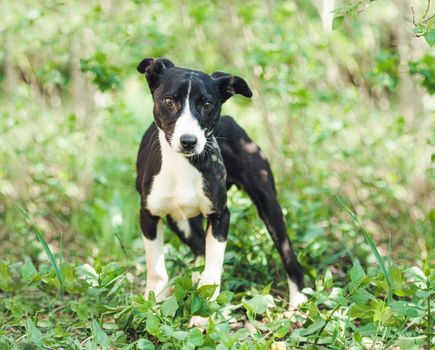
left=135, top=58, right=306, bottom=324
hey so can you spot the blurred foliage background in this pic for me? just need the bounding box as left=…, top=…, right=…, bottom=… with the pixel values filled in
left=0, top=0, right=434, bottom=291
left=1, top=0, right=435, bottom=348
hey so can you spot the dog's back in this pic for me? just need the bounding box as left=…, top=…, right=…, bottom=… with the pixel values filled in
left=214, top=116, right=277, bottom=194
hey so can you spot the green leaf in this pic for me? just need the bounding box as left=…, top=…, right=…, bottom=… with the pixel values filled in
left=324, top=269, right=333, bottom=289
left=61, top=263, right=76, bottom=292
left=275, top=325, right=290, bottom=338
left=350, top=261, right=365, bottom=285
left=175, top=276, right=192, bottom=300
left=216, top=290, right=234, bottom=305
left=26, top=319, right=42, bottom=345
left=76, top=264, right=98, bottom=286
left=93, top=320, right=109, bottom=348
left=146, top=311, right=160, bottom=335
left=232, top=328, right=249, bottom=342
left=416, top=289, right=435, bottom=299
left=170, top=330, right=189, bottom=340
left=332, top=16, right=344, bottom=30
left=148, top=291, right=157, bottom=304
left=174, top=284, right=187, bottom=301
left=137, top=339, right=155, bottom=350
left=197, top=284, right=217, bottom=299
left=0, top=263, right=12, bottom=291
left=161, top=324, right=189, bottom=340
left=299, top=320, right=326, bottom=336
left=354, top=331, right=362, bottom=342
left=350, top=289, right=375, bottom=305
left=396, top=336, right=426, bottom=350
left=161, top=295, right=178, bottom=317
left=191, top=293, right=203, bottom=314
left=21, top=257, right=38, bottom=284
left=243, top=295, right=273, bottom=315
left=176, top=276, right=192, bottom=291
left=413, top=24, right=426, bottom=36
left=425, top=29, right=435, bottom=46
left=188, top=328, right=204, bottom=346
left=404, top=266, right=426, bottom=283
left=390, top=301, right=423, bottom=318
left=349, top=303, right=374, bottom=319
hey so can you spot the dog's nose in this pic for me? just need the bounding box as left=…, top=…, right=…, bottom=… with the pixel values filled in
left=180, top=134, right=198, bottom=151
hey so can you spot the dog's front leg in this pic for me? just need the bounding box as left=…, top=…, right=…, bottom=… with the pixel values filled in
left=190, top=208, right=229, bottom=327
left=140, top=209, right=168, bottom=301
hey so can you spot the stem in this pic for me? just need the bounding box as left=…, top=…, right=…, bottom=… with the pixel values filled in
left=314, top=279, right=366, bottom=345
left=411, top=7, right=416, bottom=26
left=115, top=232, right=128, bottom=259
left=423, top=0, right=431, bottom=20
left=314, top=303, right=341, bottom=345
left=422, top=13, right=435, bottom=24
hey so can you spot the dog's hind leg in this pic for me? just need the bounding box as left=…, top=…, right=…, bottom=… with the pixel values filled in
left=167, top=215, right=205, bottom=257
left=242, top=180, right=307, bottom=309
left=216, top=116, right=306, bottom=309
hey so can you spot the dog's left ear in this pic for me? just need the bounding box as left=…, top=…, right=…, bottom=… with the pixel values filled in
left=211, top=71, right=253, bottom=103
left=137, top=57, right=175, bottom=92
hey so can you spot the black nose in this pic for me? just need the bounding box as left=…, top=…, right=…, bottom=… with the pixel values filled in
left=180, top=134, right=198, bottom=150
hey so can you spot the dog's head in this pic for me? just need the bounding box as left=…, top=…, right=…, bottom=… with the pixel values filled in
left=137, top=58, right=252, bottom=156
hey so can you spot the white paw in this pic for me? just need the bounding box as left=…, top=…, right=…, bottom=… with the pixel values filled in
left=189, top=315, right=209, bottom=328
left=145, top=275, right=168, bottom=301
left=288, top=290, right=307, bottom=310
left=287, top=279, right=307, bottom=310
left=284, top=292, right=307, bottom=320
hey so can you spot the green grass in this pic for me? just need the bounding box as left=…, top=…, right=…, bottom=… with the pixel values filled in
left=0, top=193, right=433, bottom=349
left=19, top=206, right=65, bottom=296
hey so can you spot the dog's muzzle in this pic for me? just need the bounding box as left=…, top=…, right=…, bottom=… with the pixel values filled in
left=179, top=134, right=198, bottom=154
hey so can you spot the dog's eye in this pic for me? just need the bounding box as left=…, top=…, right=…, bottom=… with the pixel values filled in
left=203, top=101, right=213, bottom=110
left=164, top=97, right=175, bottom=107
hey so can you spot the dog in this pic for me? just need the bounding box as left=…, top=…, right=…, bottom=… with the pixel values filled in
left=135, top=58, right=307, bottom=325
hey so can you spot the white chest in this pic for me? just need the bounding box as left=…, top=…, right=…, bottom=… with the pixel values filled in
left=146, top=134, right=212, bottom=221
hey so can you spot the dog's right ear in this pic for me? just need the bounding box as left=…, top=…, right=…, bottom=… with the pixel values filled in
left=211, top=71, right=252, bottom=103
left=137, top=58, right=175, bottom=92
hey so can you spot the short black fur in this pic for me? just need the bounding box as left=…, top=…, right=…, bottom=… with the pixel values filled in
left=136, top=58, right=305, bottom=293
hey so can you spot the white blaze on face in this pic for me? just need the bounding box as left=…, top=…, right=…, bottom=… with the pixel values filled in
left=172, top=77, right=206, bottom=155
left=143, top=221, right=168, bottom=301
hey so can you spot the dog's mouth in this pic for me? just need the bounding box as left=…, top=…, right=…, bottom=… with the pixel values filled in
left=178, top=150, right=196, bottom=157
left=177, top=147, right=204, bottom=157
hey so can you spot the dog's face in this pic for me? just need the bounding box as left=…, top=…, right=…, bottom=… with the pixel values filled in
left=137, top=58, right=252, bottom=156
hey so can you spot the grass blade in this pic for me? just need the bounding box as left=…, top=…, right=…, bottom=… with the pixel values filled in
left=19, top=206, right=64, bottom=295
left=336, top=195, right=393, bottom=302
